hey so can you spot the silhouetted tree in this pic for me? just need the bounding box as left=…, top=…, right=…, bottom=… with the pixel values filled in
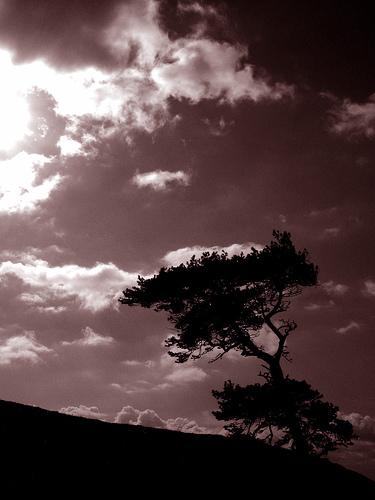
left=119, top=231, right=318, bottom=453
left=212, top=378, right=357, bottom=457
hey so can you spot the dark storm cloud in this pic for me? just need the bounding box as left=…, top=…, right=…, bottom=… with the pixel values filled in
left=0, top=0, right=129, bottom=69
left=212, top=0, right=375, bottom=101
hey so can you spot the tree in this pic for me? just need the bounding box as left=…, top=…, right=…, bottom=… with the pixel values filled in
left=120, top=230, right=318, bottom=380
left=119, top=230, right=319, bottom=453
left=212, top=378, right=357, bottom=458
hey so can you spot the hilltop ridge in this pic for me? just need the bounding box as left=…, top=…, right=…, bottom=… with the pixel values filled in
left=0, top=399, right=373, bottom=498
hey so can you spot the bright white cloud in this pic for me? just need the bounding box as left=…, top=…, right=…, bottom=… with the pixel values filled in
left=62, top=327, right=114, bottom=347
left=152, top=38, right=293, bottom=104
left=163, top=242, right=263, bottom=266
left=0, top=152, right=61, bottom=213
left=114, top=405, right=143, bottom=424
left=114, top=404, right=213, bottom=433
left=165, top=365, right=208, bottom=383
left=104, top=0, right=169, bottom=66
left=327, top=93, right=375, bottom=139
left=0, top=331, right=52, bottom=365
left=59, top=405, right=107, bottom=421
left=335, top=321, right=360, bottom=334
left=160, top=352, right=208, bottom=383
left=57, top=136, right=82, bottom=156
left=0, top=254, right=138, bottom=312
left=132, top=169, right=191, bottom=191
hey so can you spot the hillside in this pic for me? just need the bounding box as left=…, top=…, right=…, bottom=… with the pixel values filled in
left=0, top=399, right=373, bottom=498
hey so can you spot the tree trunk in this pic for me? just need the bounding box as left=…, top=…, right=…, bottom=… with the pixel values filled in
left=268, top=359, right=310, bottom=456
left=268, top=359, right=284, bottom=385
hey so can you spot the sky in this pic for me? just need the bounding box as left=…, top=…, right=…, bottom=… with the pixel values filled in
left=0, top=0, right=374, bottom=479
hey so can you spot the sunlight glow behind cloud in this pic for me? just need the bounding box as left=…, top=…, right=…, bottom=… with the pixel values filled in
left=0, top=50, right=31, bottom=150
left=0, top=0, right=294, bottom=157
left=0, top=152, right=61, bottom=213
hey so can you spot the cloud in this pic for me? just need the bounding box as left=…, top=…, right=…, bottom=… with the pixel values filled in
left=57, top=136, right=83, bottom=156
left=0, top=50, right=31, bottom=150
left=165, top=365, right=208, bottom=383
left=151, top=37, right=294, bottom=105
left=59, top=405, right=107, bottom=421
left=0, top=253, right=138, bottom=312
left=131, top=169, right=191, bottom=191
left=362, top=279, right=375, bottom=297
left=326, top=92, right=375, bottom=139
left=335, top=321, right=360, bottom=334
left=114, top=405, right=213, bottom=433
left=202, top=116, right=234, bottom=136
left=62, top=327, right=115, bottom=347
left=0, top=0, right=294, bottom=155
left=110, top=380, right=171, bottom=395
left=107, top=1, right=294, bottom=107
left=163, top=242, right=263, bottom=266
left=122, top=359, right=155, bottom=368
left=322, top=281, right=349, bottom=296
left=104, top=0, right=169, bottom=67
left=0, top=47, right=171, bottom=149
left=342, top=412, right=375, bottom=442
left=0, top=331, right=52, bottom=365
left=160, top=352, right=208, bottom=383
left=0, top=152, right=62, bottom=213
left=322, top=227, right=341, bottom=238
left=0, top=0, right=122, bottom=69
left=305, top=300, right=335, bottom=311
left=333, top=412, right=375, bottom=480
left=114, top=405, right=140, bottom=424
left=177, top=1, right=223, bottom=18
left=253, top=325, right=281, bottom=356
left=309, top=207, right=339, bottom=217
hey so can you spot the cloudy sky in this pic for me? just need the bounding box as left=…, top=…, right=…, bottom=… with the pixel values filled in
left=0, top=0, right=374, bottom=479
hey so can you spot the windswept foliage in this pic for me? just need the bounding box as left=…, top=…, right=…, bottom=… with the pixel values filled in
left=212, top=379, right=357, bottom=458
left=120, top=231, right=318, bottom=380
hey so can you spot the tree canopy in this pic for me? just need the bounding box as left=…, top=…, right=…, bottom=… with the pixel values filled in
left=212, top=378, right=357, bottom=458
left=120, top=230, right=318, bottom=383
left=119, top=231, right=358, bottom=456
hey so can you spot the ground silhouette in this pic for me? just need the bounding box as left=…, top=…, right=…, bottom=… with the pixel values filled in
left=0, top=399, right=373, bottom=498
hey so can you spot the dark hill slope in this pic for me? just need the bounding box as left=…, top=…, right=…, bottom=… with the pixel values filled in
left=0, top=399, right=373, bottom=498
